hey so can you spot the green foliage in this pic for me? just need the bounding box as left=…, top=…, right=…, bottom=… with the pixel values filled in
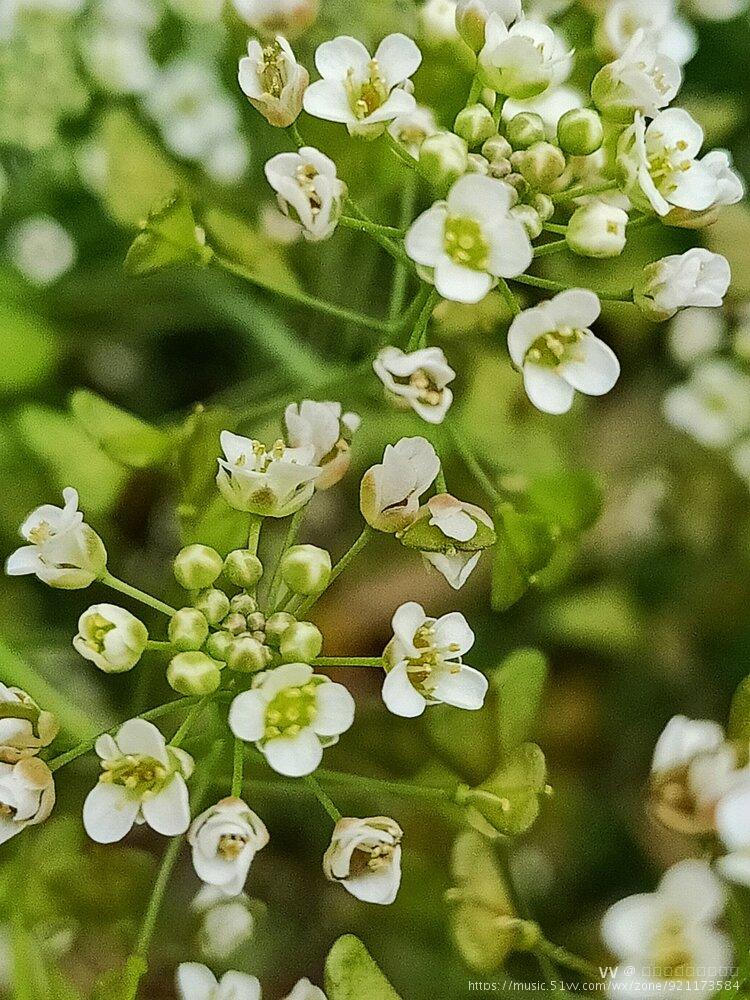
left=69, top=389, right=172, bottom=469
left=495, top=648, right=548, bottom=754
left=202, top=208, right=302, bottom=296
left=324, top=935, right=402, bottom=1000
left=465, top=742, right=548, bottom=837
left=729, top=676, right=750, bottom=742
left=0, top=304, right=60, bottom=394
left=125, top=192, right=213, bottom=277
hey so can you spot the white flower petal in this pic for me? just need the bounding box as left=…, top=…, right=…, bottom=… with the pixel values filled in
left=391, top=601, right=426, bottom=652
left=382, top=663, right=426, bottom=718
left=115, top=718, right=169, bottom=764
left=601, top=893, right=658, bottom=958
left=176, top=962, right=219, bottom=1000
left=315, top=36, right=372, bottom=80
left=303, top=80, right=355, bottom=123
left=433, top=611, right=474, bottom=655
left=522, top=364, right=575, bottom=414
left=432, top=664, right=488, bottom=709
left=659, top=859, right=726, bottom=925
left=263, top=728, right=323, bottom=777
left=313, top=682, right=356, bottom=737
left=434, top=256, right=493, bottom=303
left=716, top=781, right=750, bottom=851
left=404, top=205, right=447, bottom=267
left=83, top=782, right=140, bottom=843
left=560, top=333, right=620, bottom=396
left=341, top=845, right=402, bottom=904
left=229, top=691, right=268, bottom=742
left=142, top=775, right=191, bottom=836
left=374, top=33, right=422, bottom=88
left=216, top=972, right=262, bottom=1000
left=547, top=288, right=602, bottom=330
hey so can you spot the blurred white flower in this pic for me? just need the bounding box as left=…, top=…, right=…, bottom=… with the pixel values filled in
left=177, top=963, right=261, bottom=1000
left=420, top=494, right=494, bottom=589
left=388, top=105, right=439, bottom=156
left=74, top=604, right=148, bottom=674
left=360, top=437, right=440, bottom=532
left=0, top=757, right=55, bottom=845
left=189, top=797, right=269, bottom=896
left=0, top=684, right=58, bottom=763
left=204, top=135, right=250, bottom=186
left=284, top=400, right=359, bottom=489
left=264, top=147, right=347, bottom=241
left=686, top=0, right=747, bottom=20
left=596, top=0, right=696, bottom=67
left=7, top=216, right=76, bottom=286
left=216, top=430, right=321, bottom=517
left=592, top=31, right=681, bottom=120
left=667, top=307, right=725, bottom=367
left=192, top=887, right=257, bottom=961
left=636, top=249, right=731, bottom=321
left=663, top=359, right=750, bottom=448
left=373, top=346, right=455, bottom=423
left=716, top=776, right=750, bottom=885
left=238, top=36, right=309, bottom=127
left=479, top=14, right=570, bottom=100
left=231, top=0, right=319, bottom=37
left=260, top=201, right=302, bottom=244
left=323, top=816, right=403, bottom=904
left=80, top=24, right=157, bottom=95
left=421, top=0, right=459, bottom=43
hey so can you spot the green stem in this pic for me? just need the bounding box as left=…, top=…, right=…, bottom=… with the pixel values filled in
left=435, top=463, right=447, bottom=494
left=445, top=423, right=505, bottom=502
left=551, top=180, right=619, bottom=203
left=287, top=122, right=304, bottom=149
left=345, top=197, right=413, bottom=266
left=339, top=216, right=405, bottom=239
left=510, top=273, right=634, bottom=302
left=295, top=526, right=373, bottom=616
left=146, top=640, right=172, bottom=650
left=267, top=506, right=306, bottom=611
left=315, top=766, right=458, bottom=805
left=231, top=737, right=245, bottom=798
left=533, top=239, right=569, bottom=258
left=536, top=939, right=601, bottom=980
left=383, top=131, right=420, bottom=173
left=389, top=174, right=418, bottom=325
left=311, top=656, right=383, bottom=668
left=247, top=514, right=263, bottom=556
left=305, top=774, right=342, bottom=823
left=100, top=571, right=176, bottom=617
left=497, top=278, right=522, bottom=316
left=465, top=72, right=483, bottom=107
left=170, top=696, right=210, bottom=748
left=406, top=287, right=440, bottom=350
left=543, top=221, right=567, bottom=235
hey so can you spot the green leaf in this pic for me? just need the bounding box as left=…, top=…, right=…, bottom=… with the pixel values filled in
left=125, top=192, right=213, bottom=276
left=465, top=742, right=547, bottom=837
left=324, top=935, right=402, bottom=1000
left=70, top=389, right=172, bottom=469
left=0, top=303, right=60, bottom=394
left=491, top=504, right=554, bottom=612
left=495, top=649, right=548, bottom=754
left=527, top=470, right=603, bottom=537
left=202, top=207, right=301, bottom=296
left=729, top=676, right=750, bottom=742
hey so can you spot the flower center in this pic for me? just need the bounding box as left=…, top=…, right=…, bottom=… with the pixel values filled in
left=99, top=754, right=169, bottom=796
left=647, top=137, right=692, bottom=194
left=345, top=59, right=389, bottom=120
left=405, top=623, right=461, bottom=694
left=651, top=913, right=694, bottom=981
left=263, top=683, right=319, bottom=740
left=84, top=613, right=116, bottom=653
left=295, top=163, right=323, bottom=216
left=218, top=832, right=250, bottom=859
left=524, top=326, right=583, bottom=369
left=28, top=520, right=54, bottom=544
left=444, top=217, right=490, bottom=271
left=233, top=439, right=287, bottom=473
left=351, top=841, right=397, bottom=875
left=259, top=41, right=288, bottom=97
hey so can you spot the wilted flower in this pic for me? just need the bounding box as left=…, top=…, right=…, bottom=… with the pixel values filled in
left=0, top=685, right=58, bottom=763
left=478, top=14, right=569, bottom=100
left=7, top=216, right=76, bottom=287
left=229, top=663, right=355, bottom=777
left=189, top=797, right=270, bottom=897
left=284, top=400, right=360, bottom=488
left=0, top=757, right=55, bottom=845
left=635, top=249, right=731, bottom=321
left=407, top=494, right=495, bottom=589
left=663, top=360, right=750, bottom=448
left=360, top=437, right=440, bottom=532
left=508, top=290, right=619, bottom=415
left=73, top=604, right=148, bottom=674
left=6, top=488, right=107, bottom=589
left=591, top=31, right=681, bottom=121
left=387, top=105, right=439, bottom=156
left=382, top=601, right=487, bottom=717
left=303, top=33, right=421, bottom=137
left=177, top=963, right=261, bottom=1000
left=323, top=816, right=403, bottom=904
left=217, top=430, right=321, bottom=517
left=373, top=346, right=455, bottom=423
left=264, top=147, right=347, bottom=242
left=238, top=36, right=309, bottom=127
left=83, top=719, right=194, bottom=843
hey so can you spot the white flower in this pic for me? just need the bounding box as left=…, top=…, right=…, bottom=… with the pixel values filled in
left=387, top=105, right=439, bottom=156
left=238, top=36, right=309, bottom=127
left=501, top=85, right=583, bottom=141
left=217, top=430, right=321, bottom=517
left=663, top=360, right=750, bottom=448
left=177, top=963, right=261, bottom=1000
left=405, top=175, right=533, bottom=304
left=303, top=34, right=421, bottom=138
left=592, top=31, right=682, bottom=121
left=478, top=14, right=570, bottom=100
left=596, top=0, right=696, bottom=67
left=456, top=0, right=522, bottom=51
left=80, top=24, right=157, bottom=95
left=83, top=718, right=194, bottom=843
left=421, top=0, right=459, bottom=43
left=6, top=487, right=107, bottom=589
left=664, top=149, right=746, bottom=228
left=668, top=307, right=724, bottom=366
left=686, top=0, right=747, bottom=20
left=419, top=494, right=494, bottom=589
left=601, top=860, right=732, bottom=997
left=204, top=135, right=249, bottom=187
left=382, top=601, right=487, bottom=717
left=284, top=981, right=327, bottom=1000
left=716, top=776, right=750, bottom=885
left=323, top=816, right=403, bottom=904
left=231, top=0, right=319, bottom=36
left=0, top=757, right=55, bottom=845
left=73, top=604, right=148, bottom=674
left=373, top=347, right=455, bottom=423
left=192, top=887, right=256, bottom=960
left=229, top=663, right=355, bottom=777
left=566, top=201, right=629, bottom=259
left=360, top=437, right=440, bottom=532
left=636, top=249, right=731, bottom=322
left=508, top=290, right=619, bottom=415
left=7, top=216, right=76, bottom=287
left=189, top=797, right=269, bottom=897
left=284, top=400, right=359, bottom=489
left=264, top=147, right=347, bottom=242
left=0, top=685, right=58, bottom=764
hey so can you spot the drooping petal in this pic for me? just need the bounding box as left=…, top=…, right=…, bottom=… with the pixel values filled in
left=313, top=682, right=356, bottom=737
left=381, top=663, right=426, bottom=718
left=4, top=545, right=41, bottom=576
left=263, top=728, right=323, bottom=777
left=522, top=364, right=576, bottom=414
left=82, top=782, right=140, bottom=843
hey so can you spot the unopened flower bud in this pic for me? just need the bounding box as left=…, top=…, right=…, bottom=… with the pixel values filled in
left=281, top=544, right=332, bottom=596
left=193, top=588, right=231, bottom=626
left=230, top=593, right=258, bottom=616
left=531, top=192, right=554, bottom=221
left=226, top=635, right=271, bottom=673
left=479, top=87, right=497, bottom=112
left=454, top=104, right=497, bottom=149
left=557, top=107, right=604, bottom=157
left=223, top=550, right=264, bottom=588
left=419, top=132, right=469, bottom=195
left=506, top=112, right=546, bottom=150
left=482, top=134, right=512, bottom=162
left=246, top=611, right=266, bottom=632
left=205, top=630, right=233, bottom=662
left=279, top=621, right=323, bottom=663
left=222, top=612, right=248, bottom=636
left=74, top=604, right=148, bottom=674
left=467, top=153, right=491, bottom=174
left=174, top=544, right=223, bottom=591
left=510, top=204, right=543, bottom=239
left=264, top=611, right=297, bottom=647
left=169, top=607, right=210, bottom=652
left=515, top=141, right=566, bottom=191
left=504, top=172, right=527, bottom=201
left=167, top=651, right=222, bottom=695
left=567, top=201, right=628, bottom=258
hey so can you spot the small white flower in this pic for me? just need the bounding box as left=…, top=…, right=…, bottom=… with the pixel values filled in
left=501, top=85, right=583, bottom=141
left=323, top=816, right=403, bottom=904
left=217, top=430, right=321, bottom=517
left=265, top=147, right=347, bottom=242
left=0, top=685, right=58, bottom=764
left=6, top=487, right=107, bottom=589
left=596, top=0, right=696, bottom=67
left=382, top=601, right=487, bottom=717
left=478, top=13, right=570, bottom=100
left=665, top=149, right=746, bottom=228
left=668, top=307, right=725, bottom=367
left=303, top=33, right=421, bottom=137
left=238, top=36, right=309, bottom=127
left=387, top=105, right=439, bottom=156
left=7, top=216, right=76, bottom=287
left=566, top=201, right=629, bottom=259
left=0, top=757, right=55, bottom=845
left=601, top=860, right=732, bottom=997
left=284, top=981, right=327, bottom=1000
left=405, top=174, right=533, bottom=304
left=80, top=24, right=157, bottom=95
left=360, top=437, right=440, bottom=532
left=73, top=604, right=148, bottom=674
left=177, top=963, right=261, bottom=1000
left=229, top=663, right=355, bottom=777
left=592, top=30, right=682, bottom=120
left=83, top=718, right=194, bottom=843
left=636, top=249, right=731, bottom=322
left=373, top=347, right=455, bottom=423
left=421, top=0, right=459, bottom=43
left=284, top=400, right=359, bottom=489
left=686, top=0, right=747, bottom=21
left=663, top=360, right=750, bottom=448
left=231, top=0, right=319, bottom=36
left=189, top=797, right=269, bottom=897
left=420, top=494, right=494, bottom=589
left=192, top=887, right=256, bottom=961
left=508, top=290, right=619, bottom=415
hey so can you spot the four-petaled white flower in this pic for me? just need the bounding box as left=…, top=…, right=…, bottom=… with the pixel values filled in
left=420, top=494, right=494, bottom=589
left=636, top=249, right=731, bottom=321
left=5, top=488, right=107, bottom=589
left=83, top=719, right=194, bottom=843
left=189, top=797, right=270, bottom=897
left=360, top=437, right=440, bottom=532
left=265, top=147, right=347, bottom=242
left=177, top=963, right=262, bottom=1000
left=508, top=290, right=620, bottom=415
left=405, top=175, right=533, bottom=304
left=592, top=30, right=681, bottom=120
left=238, top=36, right=309, bottom=127
left=217, top=430, right=321, bottom=517
left=478, top=14, right=570, bottom=100
left=284, top=400, right=360, bottom=489
left=303, top=33, right=421, bottom=137
left=0, top=684, right=58, bottom=763
left=0, top=757, right=55, bottom=846
left=381, top=601, right=488, bottom=717
left=663, top=360, right=750, bottom=448
left=373, top=346, right=455, bottom=424
left=601, top=860, right=732, bottom=997
left=323, top=816, right=403, bottom=904
left=229, top=663, right=355, bottom=777
left=73, top=604, right=149, bottom=674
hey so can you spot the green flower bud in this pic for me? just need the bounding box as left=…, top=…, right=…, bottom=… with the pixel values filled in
left=515, top=142, right=567, bottom=192
left=557, top=108, right=604, bottom=157
left=230, top=593, right=258, bottom=616
left=531, top=192, right=555, bottom=222
left=205, top=629, right=233, bottom=662
left=280, top=544, right=332, bottom=596
left=456, top=1, right=490, bottom=52
left=279, top=621, right=323, bottom=663
left=222, top=612, right=248, bottom=635
left=264, top=611, right=296, bottom=647
left=192, top=587, right=231, bottom=626
left=454, top=104, right=497, bottom=149
left=510, top=204, right=543, bottom=240
left=173, top=544, right=223, bottom=590
left=504, top=173, right=528, bottom=201
left=482, top=134, right=512, bottom=162
left=167, top=651, right=222, bottom=695
left=566, top=201, right=628, bottom=259
left=479, top=87, right=497, bottom=112
left=223, top=549, right=264, bottom=588
left=467, top=153, right=491, bottom=175
left=226, top=635, right=272, bottom=673
left=168, top=607, right=210, bottom=652
left=419, top=132, right=469, bottom=195
left=506, top=113, right=546, bottom=151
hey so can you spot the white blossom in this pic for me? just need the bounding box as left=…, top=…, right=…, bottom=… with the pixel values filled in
left=83, top=719, right=194, bottom=843
left=192, top=887, right=256, bottom=961
left=303, top=34, right=421, bottom=137
left=665, top=149, right=746, bottom=228
left=80, top=23, right=157, bottom=95
left=566, top=201, right=629, bottom=259
left=6, top=488, right=107, bottom=590
left=284, top=400, right=359, bottom=489
left=421, top=0, right=459, bottom=43
left=405, top=174, right=533, bottom=304
left=264, top=147, right=347, bottom=242
left=716, top=777, right=750, bottom=885
left=73, top=604, right=148, bottom=674
left=238, top=36, right=309, bottom=127
left=231, top=0, right=319, bottom=37
left=663, top=360, right=750, bottom=448
left=373, top=346, right=455, bottom=423
left=596, top=0, right=696, bottom=67
left=0, top=685, right=57, bottom=764
left=360, top=437, right=440, bottom=532
left=217, top=430, right=321, bottom=517
left=381, top=601, right=487, bottom=717
left=478, top=14, right=570, bottom=100
left=189, top=797, right=269, bottom=897
left=0, top=757, right=55, bottom=845
left=229, top=663, right=355, bottom=777
left=508, top=290, right=619, bottom=415
left=387, top=105, right=439, bottom=156
left=592, top=31, right=681, bottom=120
left=7, top=216, right=76, bottom=287
left=456, top=0, right=523, bottom=51
left=177, top=963, right=261, bottom=1000
left=636, top=249, right=731, bottom=322
left=420, top=494, right=494, bottom=589
left=667, top=308, right=725, bottom=366
left=323, top=816, right=403, bottom=904
left=686, top=0, right=747, bottom=20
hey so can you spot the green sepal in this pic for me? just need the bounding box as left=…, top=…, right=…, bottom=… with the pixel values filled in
left=125, top=192, right=213, bottom=276
left=461, top=742, right=547, bottom=837
left=400, top=513, right=496, bottom=553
